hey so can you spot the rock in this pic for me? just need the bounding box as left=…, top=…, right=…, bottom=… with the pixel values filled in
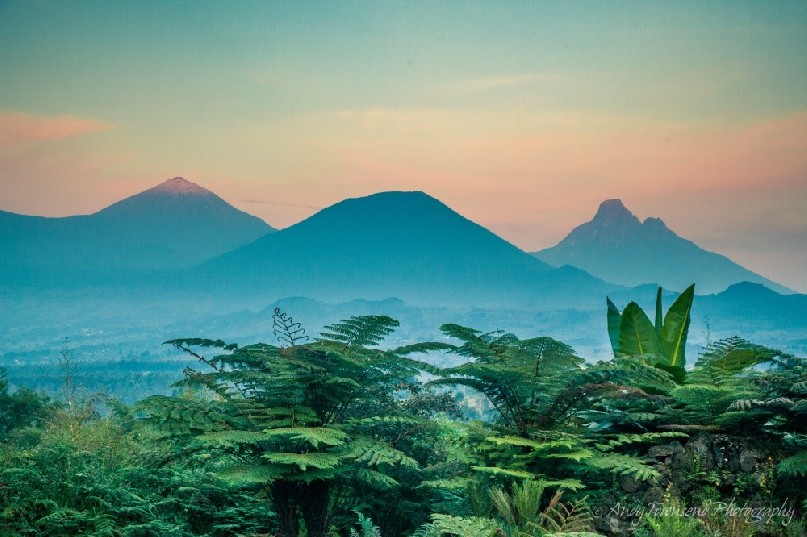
left=648, top=445, right=675, bottom=457
left=621, top=476, right=641, bottom=492
left=739, top=448, right=761, bottom=472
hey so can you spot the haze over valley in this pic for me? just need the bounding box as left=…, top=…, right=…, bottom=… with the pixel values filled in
left=2, top=177, right=805, bottom=401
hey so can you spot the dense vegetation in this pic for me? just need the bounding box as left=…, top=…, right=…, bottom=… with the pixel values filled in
left=1, top=293, right=805, bottom=536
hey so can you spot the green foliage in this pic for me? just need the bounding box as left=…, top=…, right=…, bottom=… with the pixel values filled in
left=607, top=285, right=695, bottom=382
left=349, top=511, right=382, bottom=537
left=634, top=497, right=705, bottom=537
left=408, top=325, right=590, bottom=436
left=538, top=495, right=600, bottom=536
left=584, top=453, right=661, bottom=482
left=413, top=514, right=501, bottom=536
left=490, top=479, right=548, bottom=528
left=670, top=337, right=806, bottom=435
left=136, top=311, right=448, bottom=536
left=593, top=431, right=688, bottom=452
left=5, top=304, right=806, bottom=536
left=618, top=302, right=662, bottom=358
left=658, top=285, right=695, bottom=369
left=0, top=406, right=272, bottom=536
left=273, top=306, right=309, bottom=346
left=0, top=367, right=55, bottom=441
left=319, top=315, right=400, bottom=346
left=777, top=450, right=807, bottom=477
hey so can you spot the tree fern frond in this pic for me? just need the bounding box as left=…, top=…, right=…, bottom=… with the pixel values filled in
left=596, top=432, right=688, bottom=452
left=349, top=511, right=383, bottom=537
left=394, top=342, right=457, bottom=355
left=354, top=468, right=401, bottom=489
left=538, top=494, right=597, bottom=535
left=471, top=466, right=534, bottom=479
left=319, top=315, right=399, bottom=346
left=262, top=451, right=342, bottom=471
left=414, top=514, right=501, bottom=537
left=586, top=453, right=660, bottom=482
left=777, top=450, right=807, bottom=477
left=261, top=426, right=348, bottom=448
left=486, top=435, right=578, bottom=452
left=196, top=430, right=271, bottom=447
left=272, top=307, right=309, bottom=347
left=216, top=464, right=280, bottom=484
left=343, top=436, right=420, bottom=469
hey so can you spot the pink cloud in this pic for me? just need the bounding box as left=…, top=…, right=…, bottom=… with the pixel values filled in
left=0, top=111, right=111, bottom=149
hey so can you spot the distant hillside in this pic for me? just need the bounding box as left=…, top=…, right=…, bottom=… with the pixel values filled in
left=0, top=177, right=273, bottom=285
left=191, top=191, right=615, bottom=308
left=699, top=282, right=807, bottom=325
left=533, top=199, right=789, bottom=294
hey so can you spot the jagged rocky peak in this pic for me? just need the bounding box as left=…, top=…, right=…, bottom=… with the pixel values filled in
left=147, top=176, right=213, bottom=196
left=592, top=199, right=640, bottom=225
left=642, top=216, right=670, bottom=231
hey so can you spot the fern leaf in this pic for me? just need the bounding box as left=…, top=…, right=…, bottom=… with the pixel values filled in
left=344, top=437, right=420, bottom=469
left=262, top=452, right=342, bottom=471
left=417, top=514, right=501, bottom=536
left=319, top=315, right=399, bottom=346
left=216, top=464, right=280, bottom=484
left=354, top=468, right=400, bottom=489
left=777, top=450, right=807, bottom=477
left=586, top=453, right=660, bottom=482
left=261, top=426, right=348, bottom=448
left=471, top=466, right=534, bottom=479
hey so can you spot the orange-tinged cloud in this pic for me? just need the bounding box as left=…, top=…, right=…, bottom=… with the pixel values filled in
left=0, top=111, right=110, bottom=149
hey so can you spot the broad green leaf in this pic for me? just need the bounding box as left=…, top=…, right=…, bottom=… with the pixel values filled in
left=617, top=302, right=661, bottom=358
left=660, top=284, right=695, bottom=368
left=654, top=287, right=663, bottom=334
left=606, top=297, right=621, bottom=355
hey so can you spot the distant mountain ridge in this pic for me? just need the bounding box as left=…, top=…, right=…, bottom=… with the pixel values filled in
left=0, top=177, right=274, bottom=285
left=533, top=199, right=790, bottom=294
left=190, top=190, right=615, bottom=307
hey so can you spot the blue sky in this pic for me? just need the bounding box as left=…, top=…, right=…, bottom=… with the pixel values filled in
left=1, top=1, right=805, bottom=290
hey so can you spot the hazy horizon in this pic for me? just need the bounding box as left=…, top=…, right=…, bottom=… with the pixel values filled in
left=1, top=1, right=805, bottom=291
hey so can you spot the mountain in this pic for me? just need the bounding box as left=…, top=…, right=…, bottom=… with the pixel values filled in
left=191, top=191, right=615, bottom=307
left=532, top=199, right=790, bottom=294
left=0, top=177, right=274, bottom=285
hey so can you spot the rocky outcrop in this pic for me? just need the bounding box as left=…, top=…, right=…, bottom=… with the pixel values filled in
left=592, top=433, right=790, bottom=535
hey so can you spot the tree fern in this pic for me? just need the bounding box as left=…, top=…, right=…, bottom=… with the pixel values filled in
left=136, top=311, right=440, bottom=536
left=585, top=453, right=660, bottom=482
left=349, top=511, right=382, bottom=537
left=273, top=307, right=309, bottom=347
left=537, top=495, right=598, bottom=536
left=319, top=315, right=400, bottom=346
left=412, top=514, right=501, bottom=536
left=778, top=450, right=807, bottom=477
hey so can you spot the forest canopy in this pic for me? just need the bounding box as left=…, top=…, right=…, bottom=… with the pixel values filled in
left=1, top=296, right=805, bottom=536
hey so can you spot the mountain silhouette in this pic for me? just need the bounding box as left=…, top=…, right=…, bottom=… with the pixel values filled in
left=533, top=199, right=789, bottom=294
left=191, top=191, right=613, bottom=307
left=0, top=177, right=273, bottom=285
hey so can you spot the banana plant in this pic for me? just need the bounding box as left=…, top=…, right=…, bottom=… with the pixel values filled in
left=607, top=284, right=695, bottom=383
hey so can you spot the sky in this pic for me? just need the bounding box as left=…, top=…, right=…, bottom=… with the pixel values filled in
left=1, top=0, right=805, bottom=291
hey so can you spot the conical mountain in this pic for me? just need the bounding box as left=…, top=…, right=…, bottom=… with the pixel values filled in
left=533, top=199, right=789, bottom=294
left=194, top=191, right=610, bottom=307
left=0, top=177, right=273, bottom=285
